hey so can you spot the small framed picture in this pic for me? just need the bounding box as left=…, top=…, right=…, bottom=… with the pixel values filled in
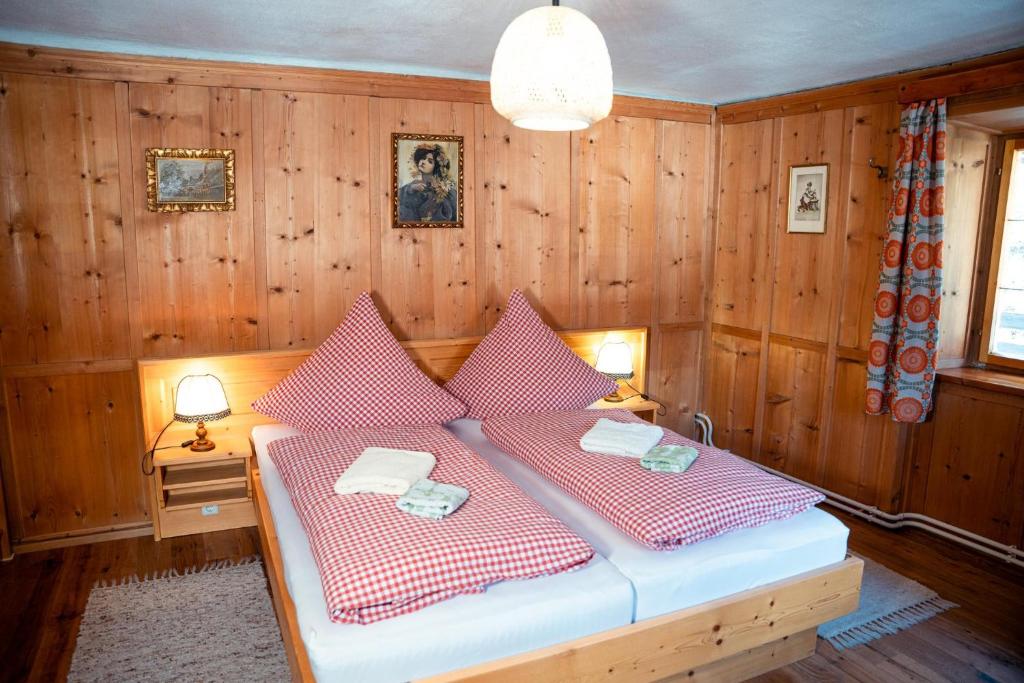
left=146, top=148, right=235, bottom=212
left=392, top=133, right=463, bottom=228
left=787, top=163, right=828, bottom=233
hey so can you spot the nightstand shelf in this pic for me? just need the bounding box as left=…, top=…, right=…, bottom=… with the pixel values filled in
left=164, top=484, right=250, bottom=511
left=592, top=395, right=661, bottom=423
left=162, top=461, right=247, bottom=490
left=151, top=431, right=256, bottom=539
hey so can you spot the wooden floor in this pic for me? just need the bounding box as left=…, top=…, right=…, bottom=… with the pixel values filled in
left=1, top=509, right=1021, bottom=683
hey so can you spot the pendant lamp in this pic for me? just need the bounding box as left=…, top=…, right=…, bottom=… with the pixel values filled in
left=490, top=0, right=613, bottom=132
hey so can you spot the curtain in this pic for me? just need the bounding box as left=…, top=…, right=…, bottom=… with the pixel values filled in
left=865, top=99, right=946, bottom=423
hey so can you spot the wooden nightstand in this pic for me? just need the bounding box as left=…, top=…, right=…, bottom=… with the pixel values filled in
left=593, top=395, right=661, bottom=423
left=150, top=430, right=256, bottom=540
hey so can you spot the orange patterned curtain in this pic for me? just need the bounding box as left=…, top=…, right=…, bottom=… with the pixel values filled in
left=865, top=99, right=946, bottom=423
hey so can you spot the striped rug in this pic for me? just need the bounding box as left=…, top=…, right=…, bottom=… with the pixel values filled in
left=819, top=556, right=957, bottom=650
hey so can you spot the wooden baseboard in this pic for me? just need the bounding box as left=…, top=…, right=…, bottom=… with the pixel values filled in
left=14, top=523, right=152, bottom=554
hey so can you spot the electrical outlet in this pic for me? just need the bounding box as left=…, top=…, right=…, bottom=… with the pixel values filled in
left=201, top=504, right=220, bottom=516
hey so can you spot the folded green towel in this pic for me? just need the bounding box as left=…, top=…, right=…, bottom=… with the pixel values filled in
left=641, top=445, right=698, bottom=473
left=396, top=479, right=469, bottom=520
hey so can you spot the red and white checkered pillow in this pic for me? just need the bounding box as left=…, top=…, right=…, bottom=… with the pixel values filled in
left=252, top=292, right=466, bottom=431
left=445, top=290, right=617, bottom=419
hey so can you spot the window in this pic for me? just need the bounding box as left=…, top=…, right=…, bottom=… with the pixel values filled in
left=982, top=138, right=1024, bottom=367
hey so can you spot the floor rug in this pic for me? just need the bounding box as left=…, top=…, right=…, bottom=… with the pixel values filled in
left=68, top=557, right=289, bottom=683
left=819, top=555, right=957, bottom=650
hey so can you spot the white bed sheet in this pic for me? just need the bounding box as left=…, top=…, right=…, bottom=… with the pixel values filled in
left=446, top=418, right=850, bottom=621
left=251, top=424, right=634, bottom=683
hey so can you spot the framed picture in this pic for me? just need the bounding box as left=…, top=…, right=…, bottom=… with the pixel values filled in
left=146, top=148, right=235, bottom=212
left=392, top=133, right=464, bottom=228
left=787, top=163, right=828, bottom=233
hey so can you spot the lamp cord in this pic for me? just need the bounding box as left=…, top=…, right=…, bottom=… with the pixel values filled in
left=620, top=381, right=668, bottom=417
left=142, top=419, right=174, bottom=476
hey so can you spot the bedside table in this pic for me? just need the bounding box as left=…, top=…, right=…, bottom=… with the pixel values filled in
left=592, top=395, right=661, bottom=423
left=150, top=431, right=256, bottom=540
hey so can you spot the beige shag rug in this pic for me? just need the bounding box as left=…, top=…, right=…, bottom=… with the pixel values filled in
left=68, top=557, right=289, bottom=683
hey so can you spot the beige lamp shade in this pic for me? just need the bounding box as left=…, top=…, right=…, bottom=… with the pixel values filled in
left=173, top=374, right=231, bottom=423
left=490, top=3, right=613, bottom=131
left=595, top=341, right=634, bottom=380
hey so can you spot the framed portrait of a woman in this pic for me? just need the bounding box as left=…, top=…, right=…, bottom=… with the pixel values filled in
left=392, top=133, right=464, bottom=228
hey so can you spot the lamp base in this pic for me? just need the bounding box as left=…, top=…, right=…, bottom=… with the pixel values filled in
left=190, top=421, right=216, bottom=452
left=602, top=391, right=626, bottom=403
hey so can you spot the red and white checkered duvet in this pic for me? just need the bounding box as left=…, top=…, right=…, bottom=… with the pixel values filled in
left=268, top=424, right=594, bottom=624
left=481, top=410, right=825, bottom=551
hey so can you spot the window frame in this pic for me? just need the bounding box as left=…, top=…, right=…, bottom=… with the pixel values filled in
left=978, top=136, right=1024, bottom=371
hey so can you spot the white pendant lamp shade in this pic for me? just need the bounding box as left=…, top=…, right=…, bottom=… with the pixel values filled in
left=490, top=3, right=613, bottom=132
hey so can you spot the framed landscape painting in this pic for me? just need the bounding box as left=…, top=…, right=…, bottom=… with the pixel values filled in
left=146, top=148, right=235, bottom=212
left=787, top=163, right=828, bottom=233
left=392, top=133, right=464, bottom=228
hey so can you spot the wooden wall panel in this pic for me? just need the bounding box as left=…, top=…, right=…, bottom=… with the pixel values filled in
left=649, top=325, right=702, bottom=437
left=475, top=106, right=571, bottom=329
left=712, top=120, right=775, bottom=329
left=711, top=94, right=1020, bottom=548
left=705, top=330, right=761, bottom=457
left=129, top=83, right=259, bottom=357
left=770, top=110, right=845, bottom=343
left=822, top=359, right=906, bottom=511
left=938, top=123, right=991, bottom=366
left=373, top=97, right=478, bottom=340
left=0, top=73, right=131, bottom=365
left=2, top=370, right=147, bottom=542
left=262, top=90, right=372, bottom=348
left=655, top=120, right=709, bottom=325
left=836, top=103, right=899, bottom=351
left=760, top=341, right=827, bottom=480
left=0, top=385, right=10, bottom=557
left=574, top=115, right=657, bottom=327
left=0, top=49, right=714, bottom=550
left=913, top=385, right=1024, bottom=544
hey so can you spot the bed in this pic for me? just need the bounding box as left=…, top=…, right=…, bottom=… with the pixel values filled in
left=448, top=418, right=849, bottom=621
left=251, top=424, right=634, bottom=681
left=138, top=326, right=862, bottom=682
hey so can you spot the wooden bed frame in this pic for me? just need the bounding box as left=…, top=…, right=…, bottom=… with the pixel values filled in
left=138, top=326, right=863, bottom=682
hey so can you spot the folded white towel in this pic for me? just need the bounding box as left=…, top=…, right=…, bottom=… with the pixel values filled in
left=334, top=447, right=436, bottom=496
left=580, top=418, right=664, bottom=458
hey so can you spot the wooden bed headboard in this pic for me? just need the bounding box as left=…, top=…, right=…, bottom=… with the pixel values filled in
left=137, top=327, right=648, bottom=445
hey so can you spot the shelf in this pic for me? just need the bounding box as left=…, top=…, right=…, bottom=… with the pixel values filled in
left=937, top=367, right=1024, bottom=399
left=162, top=462, right=247, bottom=491
left=591, top=396, right=659, bottom=411
left=154, top=444, right=250, bottom=466
left=164, top=484, right=250, bottom=511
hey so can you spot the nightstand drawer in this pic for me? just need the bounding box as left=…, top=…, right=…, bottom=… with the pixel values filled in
left=158, top=498, right=256, bottom=538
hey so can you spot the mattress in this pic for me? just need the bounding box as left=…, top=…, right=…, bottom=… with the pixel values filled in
left=251, top=424, right=634, bottom=683
left=447, top=418, right=850, bottom=621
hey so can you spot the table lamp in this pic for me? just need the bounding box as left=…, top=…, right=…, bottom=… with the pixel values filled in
left=595, top=341, right=633, bottom=402
left=174, top=374, right=231, bottom=452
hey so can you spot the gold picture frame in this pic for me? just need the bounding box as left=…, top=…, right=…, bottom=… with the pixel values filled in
left=392, top=133, right=464, bottom=228
left=146, top=148, right=236, bottom=212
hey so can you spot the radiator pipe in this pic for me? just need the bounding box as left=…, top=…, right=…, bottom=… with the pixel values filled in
left=693, top=413, right=1024, bottom=569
